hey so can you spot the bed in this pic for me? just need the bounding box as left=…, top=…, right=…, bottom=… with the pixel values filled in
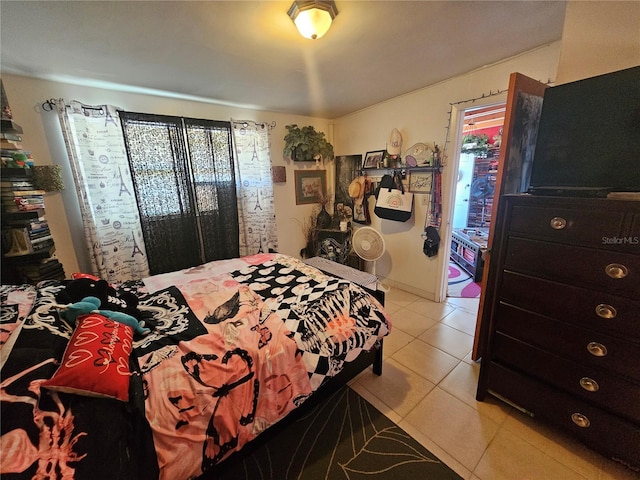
left=0, top=253, right=390, bottom=480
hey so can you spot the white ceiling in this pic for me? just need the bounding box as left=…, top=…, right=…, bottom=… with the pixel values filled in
left=0, top=1, right=567, bottom=119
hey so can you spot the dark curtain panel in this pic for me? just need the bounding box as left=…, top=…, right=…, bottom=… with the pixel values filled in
left=119, top=112, right=239, bottom=275
left=183, top=118, right=239, bottom=263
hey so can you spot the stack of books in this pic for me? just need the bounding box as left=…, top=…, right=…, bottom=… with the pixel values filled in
left=2, top=220, right=53, bottom=257
left=1, top=118, right=27, bottom=167
left=0, top=132, right=23, bottom=153
left=2, top=227, right=55, bottom=257
left=12, top=257, right=65, bottom=282
left=1, top=169, right=44, bottom=211
left=1, top=187, right=46, bottom=212
left=1, top=206, right=62, bottom=281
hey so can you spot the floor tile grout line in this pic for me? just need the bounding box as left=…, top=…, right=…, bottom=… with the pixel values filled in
left=384, top=297, right=499, bottom=476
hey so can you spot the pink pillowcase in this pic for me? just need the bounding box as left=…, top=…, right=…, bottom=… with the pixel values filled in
left=42, top=313, right=133, bottom=401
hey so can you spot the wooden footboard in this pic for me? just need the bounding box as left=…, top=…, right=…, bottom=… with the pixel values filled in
left=373, top=340, right=383, bottom=375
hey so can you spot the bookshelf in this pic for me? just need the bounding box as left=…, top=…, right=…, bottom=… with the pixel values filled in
left=1, top=114, right=65, bottom=283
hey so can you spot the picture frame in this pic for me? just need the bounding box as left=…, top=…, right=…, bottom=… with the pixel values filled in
left=294, top=169, right=327, bottom=205
left=271, top=165, right=287, bottom=183
left=408, top=170, right=433, bottom=193
left=363, top=150, right=385, bottom=169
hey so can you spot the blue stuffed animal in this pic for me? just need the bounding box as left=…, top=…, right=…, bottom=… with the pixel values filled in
left=59, top=296, right=150, bottom=335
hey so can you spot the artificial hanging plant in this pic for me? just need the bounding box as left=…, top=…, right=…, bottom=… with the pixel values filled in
left=283, top=124, right=334, bottom=162
left=461, top=133, right=490, bottom=153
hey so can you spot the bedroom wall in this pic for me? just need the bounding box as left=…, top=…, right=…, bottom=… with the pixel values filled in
left=555, top=0, right=640, bottom=84
left=1, top=74, right=330, bottom=276
left=331, top=42, right=561, bottom=300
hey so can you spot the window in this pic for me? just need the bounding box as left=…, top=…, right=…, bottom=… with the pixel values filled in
left=120, top=112, right=239, bottom=274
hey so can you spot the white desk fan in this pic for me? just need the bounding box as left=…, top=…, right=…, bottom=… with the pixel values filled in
left=352, top=227, right=387, bottom=290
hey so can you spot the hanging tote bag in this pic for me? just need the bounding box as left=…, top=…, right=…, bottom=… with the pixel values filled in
left=374, top=174, right=414, bottom=222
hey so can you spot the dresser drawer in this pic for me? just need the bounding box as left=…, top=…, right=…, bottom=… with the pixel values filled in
left=504, top=237, right=640, bottom=297
left=495, top=302, right=640, bottom=381
left=486, top=363, right=640, bottom=469
left=508, top=204, right=626, bottom=248
left=492, top=333, right=640, bottom=420
left=500, top=271, right=640, bottom=341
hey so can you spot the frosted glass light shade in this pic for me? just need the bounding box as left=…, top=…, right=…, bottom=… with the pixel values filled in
left=288, top=1, right=338, bottom=40
left=294, top=9, right=332, bottom=39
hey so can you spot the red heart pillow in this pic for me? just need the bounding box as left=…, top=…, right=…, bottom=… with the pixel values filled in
left=42, top=313, right=133, bottom=401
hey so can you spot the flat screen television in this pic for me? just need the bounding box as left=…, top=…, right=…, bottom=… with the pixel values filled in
left=528, top=66, right=640, bottom=196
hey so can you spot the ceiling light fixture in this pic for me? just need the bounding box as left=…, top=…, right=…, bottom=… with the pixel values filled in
left=288, top=0, right=338, bottom=40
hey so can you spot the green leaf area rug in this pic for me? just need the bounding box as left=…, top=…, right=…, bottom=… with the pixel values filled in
left=213, top=386, right=462, bottom=480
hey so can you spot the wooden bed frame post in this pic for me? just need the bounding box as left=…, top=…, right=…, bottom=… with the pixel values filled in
left=373, top=341, right=383, bottom=375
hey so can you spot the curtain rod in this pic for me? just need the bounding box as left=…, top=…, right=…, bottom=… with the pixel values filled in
left=41, top=98, right=62, bottom=111
left=232, top=120, right=276, bottom=131
left=42, top=102, right=278, bottom=134
left=41, top=98, right=107, bottom=112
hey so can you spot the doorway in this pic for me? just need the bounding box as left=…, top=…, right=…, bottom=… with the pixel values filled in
left=447, top=103, right=505, bottom=299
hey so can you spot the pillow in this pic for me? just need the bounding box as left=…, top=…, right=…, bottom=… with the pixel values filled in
left=42, top=313, right=133, bottom=401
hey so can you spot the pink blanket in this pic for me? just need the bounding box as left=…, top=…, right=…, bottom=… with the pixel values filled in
left=139, top=285, right=311, bottom=480
left=139, top=253, right=390, bottom=479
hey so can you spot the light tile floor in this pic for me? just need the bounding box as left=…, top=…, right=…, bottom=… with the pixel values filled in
left=349, top=288, right=640, bottom=480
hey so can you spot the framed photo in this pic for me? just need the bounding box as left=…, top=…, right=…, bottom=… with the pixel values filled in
left=408, top=170, right=433, bottom=193
left=363, top=150, right=385, bottom=169
left=271, top=165, right=287, bottom=183
left=294, top=169, right=327, bottom=205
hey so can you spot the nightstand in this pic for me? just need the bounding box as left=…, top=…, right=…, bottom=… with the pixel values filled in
left=316, top=227, right=352, bottom=264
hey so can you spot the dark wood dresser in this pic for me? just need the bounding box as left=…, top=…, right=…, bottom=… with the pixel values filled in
left=476, top=194, right=640, bottom=470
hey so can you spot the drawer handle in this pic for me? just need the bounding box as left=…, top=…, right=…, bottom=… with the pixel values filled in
left=595, top=304, right=617, bottom=319
left=605, top=263, right=628, bottom=279
left=579, top=377, right=600, bottom=392
left=549, top=216, right=567, bottom=230
left=587, top=342, right=608, bottom=357
left=571, top=413, right=591, bottom=428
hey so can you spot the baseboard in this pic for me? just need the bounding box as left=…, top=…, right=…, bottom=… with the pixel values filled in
left=379, top=278, right=436, bottom=302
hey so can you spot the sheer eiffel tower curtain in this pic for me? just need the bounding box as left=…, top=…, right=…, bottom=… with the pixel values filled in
left=231, top=120, right=278, bottom=256
left=54, top=100, right=149, bottom=282
left=119, top=112, right=239, bottom=275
